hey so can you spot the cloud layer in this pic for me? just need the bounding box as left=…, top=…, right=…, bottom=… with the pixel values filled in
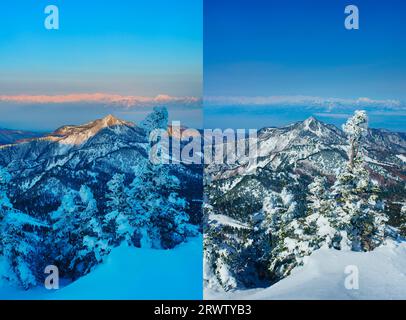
left=205, top=95, right=405, bottom=111
left=0, top=93, right=201, bottom=108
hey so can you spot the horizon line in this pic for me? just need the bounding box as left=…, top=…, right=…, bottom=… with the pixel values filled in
left=0, top=93, right=201, bottom=108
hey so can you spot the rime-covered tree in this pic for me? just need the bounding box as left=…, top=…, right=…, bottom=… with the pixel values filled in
left=262, top=193, right=285, bottom=236
left=125, top=162, right=157, bottom=248
left=203, top=204, right=244, bottom=291
left=400, top=204, right=406, bottom=237
left=51, top=186, right=106, bottom=278
left=0, top=166, right=38, bottom=289
left=267, top=188, right=302, bottom=280
left=0, top=166, right=12, bottom=215
left=103, top=174, right=134, bottom=245
left=330, top=110, right=387, bottom=251
left=129, top=106, right=196, bottom=249
left=74, top=186, right=108, bottom=273
left=152, top=163, right=194, bottom=248
left=128, top=160, right=195, bottom=249
left=303, top=176, right=337, bottom=248
left=50, top=189, right=80, bottom=273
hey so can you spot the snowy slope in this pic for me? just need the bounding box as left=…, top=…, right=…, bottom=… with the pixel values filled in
left=205, top=240, right=406, bottom=300
left=209, top=214, right=249, bottom=229
left=0, top=235, right=203, bottom=300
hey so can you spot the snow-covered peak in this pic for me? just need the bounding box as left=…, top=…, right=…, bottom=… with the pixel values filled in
left=101, top=114, right=123, bottom=127
left=46, top=115, right=134, bottom=146
left=290, top=116, right=344, bottom=141
left=300, top=116, right=322, bottom=131
left=303, top=116, right=317, bottom=126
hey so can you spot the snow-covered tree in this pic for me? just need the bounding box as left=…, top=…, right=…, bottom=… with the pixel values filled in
left=139, top=106, right=168, bottom=136
left=203, top=227, right=238, bottom=291
left=0, top=166, right=12, bottom=215
left=50, top=189, right=80, bottom=273
left=266, top=188, right=303, bottom=280
left=128, top=106, right=196, bottom=249
left=153, top=164, right=194, bottom=248
left=128, top=160, right=195, bottom=249
left=203, top=203, right=247, bottom=291
left=303, top=176, right=337, bottom=248
left=51, top=186, right=106, bottom=278
left=74, top=186, right=108, bottom=273
left=262, top=193, right=286, bottom=235
left=400, top=204, right=406, bottom=237
left=102, top=107, right=195, bottom=250
left=103, top=174, right=134, bottom=245
left=125, top=163, right=157, bottom=248
left=330, top=110, right=387, bottom=251
left=0, top=166, right=38, bottom=289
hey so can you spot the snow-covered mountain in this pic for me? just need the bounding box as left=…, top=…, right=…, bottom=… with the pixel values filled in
left=208, top=116, right=405, bottom=184
left=204, top=114, right=406, bottom=293
left=0, top=112, right=202, bottom=224
left=0, top=108, right=203, bottom=290
left=207, top=116, right=405, bottom=222
left=0, top=128, right=44, bottom=145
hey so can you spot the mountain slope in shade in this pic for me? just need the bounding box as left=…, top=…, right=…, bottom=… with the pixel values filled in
left=0, top=128, right=44, bottom=145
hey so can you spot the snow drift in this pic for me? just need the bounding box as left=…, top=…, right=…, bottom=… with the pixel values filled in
left=0, top=235, right=203, bottom=300
left=205, top=239, right=406, bottom=300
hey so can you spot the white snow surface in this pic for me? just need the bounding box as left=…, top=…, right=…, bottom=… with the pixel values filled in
left=396, top=154, right=406, bottom=162
left=209, top=214, right=249, bottom=229
left=0, top=235, right=202, bottom=300
left=205, top=240, right=406, bottom=300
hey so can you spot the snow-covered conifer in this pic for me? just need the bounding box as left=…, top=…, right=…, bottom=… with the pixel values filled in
left=104, top=174, right=134, bottom=245
left=51, top=186, right=106, bottom=277
left=330, top=110, right=387, bottom=251
left=400, top=204, right=406, bottom=237
left=0, top=166, right=38, bottom=289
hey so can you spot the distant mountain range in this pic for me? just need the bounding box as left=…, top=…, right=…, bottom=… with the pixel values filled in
left=0, top=128, right=45, bottom=145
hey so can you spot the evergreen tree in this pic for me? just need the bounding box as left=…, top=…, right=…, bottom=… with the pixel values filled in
left=51, top=186, right=106, bottom=278
left=74, top=186, right=108, bottom=273
left=128, top=160, right=195, bottom=249
left=50, top=189, right=79, bottom=274
left=126, top=162, right=158, bottom=248
left=266, top=188, right=302, bottom=280
left=303, top=176, right=337, bottom=249
left=129, top=106, right=196, bottom=249
left=0, top=166, right=38, bottom=289
left=203, top=204, right=239, bottom=291
left=330, top=110, right=387, bottom=251
left=400, top=204, right=406, bottom=237
left=104, top=174, right=134, bottom=245
left=152, top=163, right=194, bottom=248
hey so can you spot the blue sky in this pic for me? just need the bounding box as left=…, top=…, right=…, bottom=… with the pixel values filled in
left=0, top=0, right=202, bottom=130
left=204, top=0, right=406, bottom=131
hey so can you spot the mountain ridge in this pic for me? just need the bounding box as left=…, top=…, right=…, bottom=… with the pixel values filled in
left=0, top=110, right=203, bottom=226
